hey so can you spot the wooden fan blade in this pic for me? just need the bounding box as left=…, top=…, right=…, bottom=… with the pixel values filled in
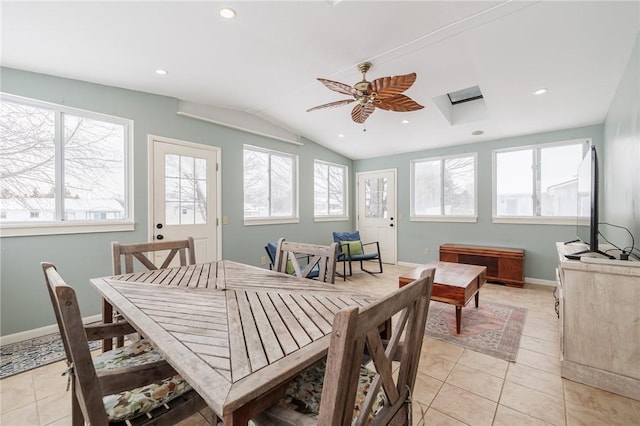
left=371, top=73, right=417, bottom=99
left=374, top=94, right=424, bottom=112
left=351, top=103, right=375, bottom=123
left=307, top=99, right=355, bottom=112
left=317, top=78, right=360, bottom=97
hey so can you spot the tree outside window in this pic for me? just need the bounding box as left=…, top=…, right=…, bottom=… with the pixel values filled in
left=411, top=154, right=476, bottom=219
left=243, top=146, right=297, bottom=220
left=314, top=160, right=347, bottom=218
left=0, top=95, right=131, bottom=229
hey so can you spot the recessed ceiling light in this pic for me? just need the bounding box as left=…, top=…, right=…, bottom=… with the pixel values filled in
left=534, top=88, right=547, bottom=95
left=472, top=130, right=484, bottom=136
left=338, top=134, right=345, bottom=138
left=155, top=69, right=168, bottom=75
left=401, top=119, right=409, bottom=124
left=219, top=8, right=236, bottom=19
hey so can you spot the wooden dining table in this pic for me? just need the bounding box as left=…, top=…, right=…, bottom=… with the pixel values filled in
left=90, top=260, right=377, bottom=425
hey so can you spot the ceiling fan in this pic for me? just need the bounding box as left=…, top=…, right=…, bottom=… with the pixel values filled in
left=307, top=62, right=424, bottom=124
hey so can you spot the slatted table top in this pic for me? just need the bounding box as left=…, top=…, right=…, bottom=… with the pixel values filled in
left=90, top=260, right=376, bottom=424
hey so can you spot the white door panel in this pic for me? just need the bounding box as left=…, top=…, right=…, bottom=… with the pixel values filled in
left=357, top=169, right=397, bottom=264
left=150, top=137, right=220, bottom=266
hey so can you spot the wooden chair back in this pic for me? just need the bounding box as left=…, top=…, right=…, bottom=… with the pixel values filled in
left=107, top=237, right=197, bottom=349
left=41, top=262, right=210, bottom=426
left=274, top=237, right=338, bottom=284
left=256, top=268, right=434, bottom=426
left=112, top=237, right=196, bottom=275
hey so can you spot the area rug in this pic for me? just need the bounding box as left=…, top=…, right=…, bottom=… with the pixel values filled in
left=425, top=301, right=527, bottom=361
left=0, top=333, right=101, bottom=379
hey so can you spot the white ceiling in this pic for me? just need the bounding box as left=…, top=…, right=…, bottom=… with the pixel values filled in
left=2, top=1, right=639, bottom=160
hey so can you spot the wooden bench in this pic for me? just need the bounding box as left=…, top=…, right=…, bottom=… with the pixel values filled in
left=439, top=243, right=525, bottom=288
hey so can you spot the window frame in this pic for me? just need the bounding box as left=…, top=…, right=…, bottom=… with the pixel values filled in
left=492, top=138, right=591, bottom=225
left=0, top=93, right=134, bottom=237
left=313, top=159, right=349, bottom=222
left=243, top=144, right=299, bottom=226
left=410, top=152, right=478, bottom=223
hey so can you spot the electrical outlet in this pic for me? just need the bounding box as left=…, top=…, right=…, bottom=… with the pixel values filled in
left=260, top=255, right=267, bottom=265
left=424, top=248, right=429, bottom=256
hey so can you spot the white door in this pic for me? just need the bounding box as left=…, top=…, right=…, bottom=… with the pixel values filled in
left=357, top=169, right=397, bottom=264
left=149, top=136, right=221, bottom=264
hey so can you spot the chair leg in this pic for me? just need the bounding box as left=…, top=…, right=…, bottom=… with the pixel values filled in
left=71, top=385, right=84, bottom=426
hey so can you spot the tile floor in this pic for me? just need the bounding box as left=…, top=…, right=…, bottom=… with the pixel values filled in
left=1, top=263, right=639, bottom=425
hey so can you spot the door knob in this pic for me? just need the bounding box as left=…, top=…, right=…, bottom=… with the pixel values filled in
left=156, top=234, right=164, bottom=240
left=390, top=224, right=394, bottom=227
left=156, top=223, right=163, bottom=229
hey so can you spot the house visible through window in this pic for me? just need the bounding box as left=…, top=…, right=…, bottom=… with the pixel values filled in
left=411, top=153, right=477, bottom=221
left=494, top=139, right=588, bottom=221
left=243, top=145, right=298, bottom=224
left=0, top=94, right=132, bottom=234
left=314, top=160, right=347, bottom=219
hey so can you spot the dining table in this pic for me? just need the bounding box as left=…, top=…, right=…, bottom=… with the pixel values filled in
left=90, top=260, right=378, bottom=425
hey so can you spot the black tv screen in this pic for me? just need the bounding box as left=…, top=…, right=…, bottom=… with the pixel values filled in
left=576, top=145, right=596, bottom=250
left=571, top=145, right=613, bottom=258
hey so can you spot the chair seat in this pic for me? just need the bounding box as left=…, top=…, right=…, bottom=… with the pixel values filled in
left=104, top=374, right=192, bottom=422
left=96, top=341, right=193, bottom=422
left=340, top=252, right=379, bottom=261
left=277, top=359, right=387, bottom=422
left=93, top=340, right=163, bottom=372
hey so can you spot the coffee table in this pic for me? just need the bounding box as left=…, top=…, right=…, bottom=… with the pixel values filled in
left=399, top=261, right=487, bottom=333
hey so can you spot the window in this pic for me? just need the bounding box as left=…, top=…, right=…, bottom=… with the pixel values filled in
left=314, top=160, right=348, bottom=220
left=493, top=139, right=588, bottom=223
left=0, top=94, right=133, bottom=236
left=243, top=145, right=298, bottom=224
left=411, top=153, right=476, bottom=221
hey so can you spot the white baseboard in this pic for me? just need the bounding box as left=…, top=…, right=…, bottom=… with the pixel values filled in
left=525, top=277, right=556, bottom=287
left=0, top=314, right=102, bottom=346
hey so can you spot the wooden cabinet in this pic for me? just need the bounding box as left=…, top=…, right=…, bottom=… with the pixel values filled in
left=439, top=243, right=525, bottom=287
left=556, top=243, right=640, bottom=400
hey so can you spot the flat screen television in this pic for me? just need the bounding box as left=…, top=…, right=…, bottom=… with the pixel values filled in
left=566, top=145, right=614, bottom=259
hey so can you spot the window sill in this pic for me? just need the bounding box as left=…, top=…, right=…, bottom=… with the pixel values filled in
left=314, top=216, right=350, bottom=223
left=244, top=217, right=300, bottom=226
left=410, top=216, right=477, bottom=223
left=0, top=221, right=135, bottom=237
left=492, top=216, right=576, bottom=225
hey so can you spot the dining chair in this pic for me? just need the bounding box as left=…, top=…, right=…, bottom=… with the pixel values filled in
left=332, top=231, right=383, bottom=281
left=41, top=262, right=214, bottom=426
left=266, top=240, right=321, bottom=279
left=105, top=237, right=196, bottom=350
left=274, top=238, right=338, bottom=284
left=253, top=268, right=435, bottom=425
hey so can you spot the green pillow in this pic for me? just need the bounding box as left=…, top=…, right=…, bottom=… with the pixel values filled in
left=341, top=240, right=363, bottom=256
left=286, top=260, right=295, bottom=275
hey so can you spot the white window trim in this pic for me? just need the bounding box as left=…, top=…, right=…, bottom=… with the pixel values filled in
left=492, top=138, right=591, bottom=223
left=243, top=144, right=299, bottom=225
left=313, top=159, right=350, bottom=222
left=410, top=152, right=478, bottom=222
left=0, top=93, right=134, bottom=237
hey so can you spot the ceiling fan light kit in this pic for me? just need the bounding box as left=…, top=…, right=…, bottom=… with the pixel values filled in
left=308, top=62, right=423, bottom=124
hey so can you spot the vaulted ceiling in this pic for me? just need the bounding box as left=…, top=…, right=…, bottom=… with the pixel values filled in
left=2, top=1, right=638, bottom=159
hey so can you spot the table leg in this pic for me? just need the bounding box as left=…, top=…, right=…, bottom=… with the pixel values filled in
left=102, top=299, right=113, bottom=352
left=456, top=306, right=462, bottom=334
left=475, top=292, right=480, bottom=308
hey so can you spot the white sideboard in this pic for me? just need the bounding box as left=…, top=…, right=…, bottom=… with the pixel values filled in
left=556, top=242, right=640, bottom=400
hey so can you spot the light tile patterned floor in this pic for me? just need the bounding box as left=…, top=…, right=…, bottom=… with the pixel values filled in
left=1, top=263, right=639, bottom=425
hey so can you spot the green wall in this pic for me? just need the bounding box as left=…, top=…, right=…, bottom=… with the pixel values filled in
left=603, top=32, right=640, bottom=251
left=0, top=67, right=354, bottom=336
left=353, top=124, right=606, bottom=282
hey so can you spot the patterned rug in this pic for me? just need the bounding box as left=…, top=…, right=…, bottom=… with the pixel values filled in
left=425, top=301, right=527, bottom=361
left=0, top=333, right=101, bottom=379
